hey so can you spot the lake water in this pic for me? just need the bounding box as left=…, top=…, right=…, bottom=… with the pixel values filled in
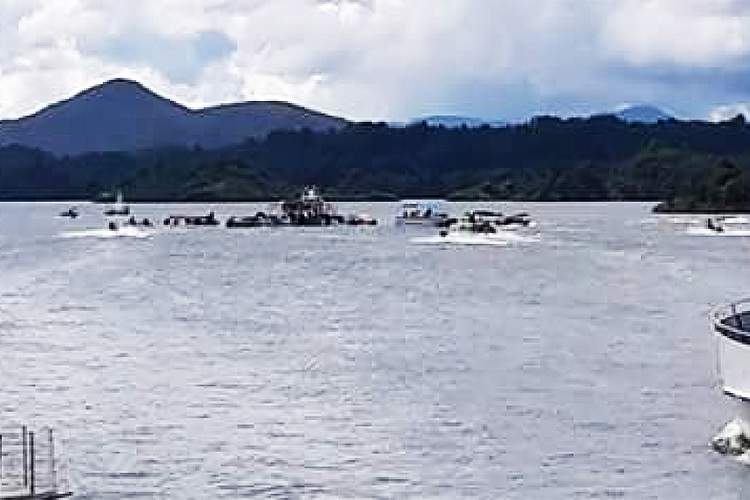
left=0, top=201, right=748, bottom=499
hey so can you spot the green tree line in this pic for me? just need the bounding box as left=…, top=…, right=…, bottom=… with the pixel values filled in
left=1, top=114, right=750, bottom=211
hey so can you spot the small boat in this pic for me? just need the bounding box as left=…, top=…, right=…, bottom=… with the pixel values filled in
left=125, top=216, right=153, bottom=227
left=163, top=212, right=220, bottom=226
left=226, top=213, right=286, bottom=228
left=104, top=190, right=130, bottom=216
left=707, top=217, right=724, bottom=233
left=59, top=207, right=79, bottom=218
left=345, top=214, right=377, bottom=226
left=395, top=200, right=452, bottom=227
left=444, top=210, right=533, bottom=232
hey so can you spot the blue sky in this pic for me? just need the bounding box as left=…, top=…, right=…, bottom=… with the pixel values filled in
left=0, top=0, right=749, bottom=123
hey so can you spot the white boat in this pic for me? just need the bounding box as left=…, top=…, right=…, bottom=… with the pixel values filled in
left=104, top=190, right=130, bottom=216
left=416, top=209, right=537, bottom=246
left=395, top=200, right=452, bottom=227
left=712, top=299, right=750, bottom=402
left=710, top=299, right=750, bottom=457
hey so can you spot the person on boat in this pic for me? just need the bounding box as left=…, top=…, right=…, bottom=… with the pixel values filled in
left=108, top=222, right=117, bottom=231
left=707, top=218, right=724, bottom=232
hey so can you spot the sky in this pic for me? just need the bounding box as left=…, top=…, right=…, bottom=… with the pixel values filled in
left=1, top=0, right=749, bottom=123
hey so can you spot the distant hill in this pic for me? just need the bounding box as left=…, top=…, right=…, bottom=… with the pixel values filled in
left=0, top=79, right=348, bottom=156
left=614, top=105, right=672, bottom=124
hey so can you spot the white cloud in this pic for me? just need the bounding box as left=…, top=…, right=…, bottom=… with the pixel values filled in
left=0, top=0, right=749, bottom=122
left=602, top=0, right=750, bottom=66
left=709, top=102, right=750, bottom=122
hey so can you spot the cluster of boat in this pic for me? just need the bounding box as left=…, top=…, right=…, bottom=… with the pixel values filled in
left=59, top=189, right=536, bottom=236
left=395, top=200, right=534, bottom=237
left=60, top=187, right=378, bottom=230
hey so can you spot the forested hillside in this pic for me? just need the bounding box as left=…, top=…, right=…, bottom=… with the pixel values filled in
left=1, top=114, right=749, bottom=211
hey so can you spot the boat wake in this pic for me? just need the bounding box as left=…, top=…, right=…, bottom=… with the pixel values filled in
left=59, top=227, right=154, bottom=239
left=712, top=418, right=750, bottom=464
left=411, top=231, right=539, bottom=246
left=685, top=227, right=750, bottom=237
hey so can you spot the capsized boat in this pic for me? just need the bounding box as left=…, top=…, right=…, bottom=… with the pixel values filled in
left=279, top=186, right=344, bottom=226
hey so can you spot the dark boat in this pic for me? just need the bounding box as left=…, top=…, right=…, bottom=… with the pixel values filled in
left=125, top=216, right=152, bottom=227
left=164, top=212, right=220, bottom=226
left=280, top=186, right=342, bottom=226
left=59, top=207, right=78, bottom=218
left=226, top=212, right=287, bottom=228
left=707, top=217, right=724, bottom=232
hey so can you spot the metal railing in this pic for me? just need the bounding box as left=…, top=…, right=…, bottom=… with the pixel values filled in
left=0, top=427, right=70, bottom=500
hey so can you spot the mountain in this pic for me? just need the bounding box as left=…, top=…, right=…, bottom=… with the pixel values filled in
left=0, top=79, right=348, bottom=156
left=414, top=115, right=506, bottom=128
left=614, top=105, right=672, bottom=124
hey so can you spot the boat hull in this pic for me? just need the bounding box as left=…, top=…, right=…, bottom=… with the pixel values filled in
left=713, top=305, right=750, bottom=401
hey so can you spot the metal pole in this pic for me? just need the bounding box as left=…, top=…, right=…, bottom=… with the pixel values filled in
left=49, top=428, right=56, bottom=493
left=0, top=433, right=3, bottom=495
left=22, top=426, right=27, bottom=488
left=29, top=431, right=34, bottom=496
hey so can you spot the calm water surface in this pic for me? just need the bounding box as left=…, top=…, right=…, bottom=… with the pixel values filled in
left=0, top=201, right=749, bottom=499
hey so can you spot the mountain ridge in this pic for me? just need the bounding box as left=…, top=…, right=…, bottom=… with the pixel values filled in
left=0, top=78, right=348, bottom=156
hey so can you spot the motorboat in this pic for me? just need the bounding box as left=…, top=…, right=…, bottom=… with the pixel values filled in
left=432, top=209, right=536, bottom=244
left=707, top=217, right=724, bottom=233
left=59, top=207, right=79, bottom=218
left=710, top=299, right=750, bottom=457
left=395, top=200, right=453, bottom=227
left=226, top=212, right=286, bottom=227
left=443, top=209, right=533, bottom=233
left=712, top=299, right=750, bottom=402
left=104, top=190, right=130, bottom=216
left=164, top=212, right=220, bottom=226
left=345, top=214, right=377, bottom=225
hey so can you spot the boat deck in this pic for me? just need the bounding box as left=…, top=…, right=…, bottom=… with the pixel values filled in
left=714, top=300, right=750, bottom=343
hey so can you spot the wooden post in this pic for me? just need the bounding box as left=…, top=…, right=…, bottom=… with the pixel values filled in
left=29, top=431, right=34, bottom=496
